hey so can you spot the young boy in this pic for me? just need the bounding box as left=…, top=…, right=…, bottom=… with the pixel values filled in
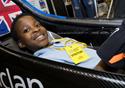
left=11, top=13, right=101, bottom=69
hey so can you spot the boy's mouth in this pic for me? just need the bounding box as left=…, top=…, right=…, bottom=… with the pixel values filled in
left=33, top=33, right=46, bottom=41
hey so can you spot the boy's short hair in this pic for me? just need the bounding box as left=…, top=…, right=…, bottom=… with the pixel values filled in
left=11, top=13, right=33, bottom=43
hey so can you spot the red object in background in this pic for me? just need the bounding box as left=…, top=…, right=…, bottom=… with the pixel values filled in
left=0, top=0, right=21, bottom=34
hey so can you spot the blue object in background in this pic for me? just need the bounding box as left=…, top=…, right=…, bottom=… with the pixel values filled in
left=72, top=0, right=84, bottom=18
left=81, top=0, right=96, bottom=18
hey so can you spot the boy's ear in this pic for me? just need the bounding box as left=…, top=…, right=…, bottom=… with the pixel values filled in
left=18, top=41, right=26, bottom=48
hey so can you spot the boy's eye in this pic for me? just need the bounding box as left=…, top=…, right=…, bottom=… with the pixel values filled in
left=35, top=22, right=41, bottom=28
left=23, top=28, right=30, bottom=33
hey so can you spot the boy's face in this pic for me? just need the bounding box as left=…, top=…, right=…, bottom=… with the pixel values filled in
left=16, top=15, right=49, bottom=51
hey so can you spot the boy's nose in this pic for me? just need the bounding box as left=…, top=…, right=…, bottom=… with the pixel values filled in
left=33, top=27, right=40, bottom=32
